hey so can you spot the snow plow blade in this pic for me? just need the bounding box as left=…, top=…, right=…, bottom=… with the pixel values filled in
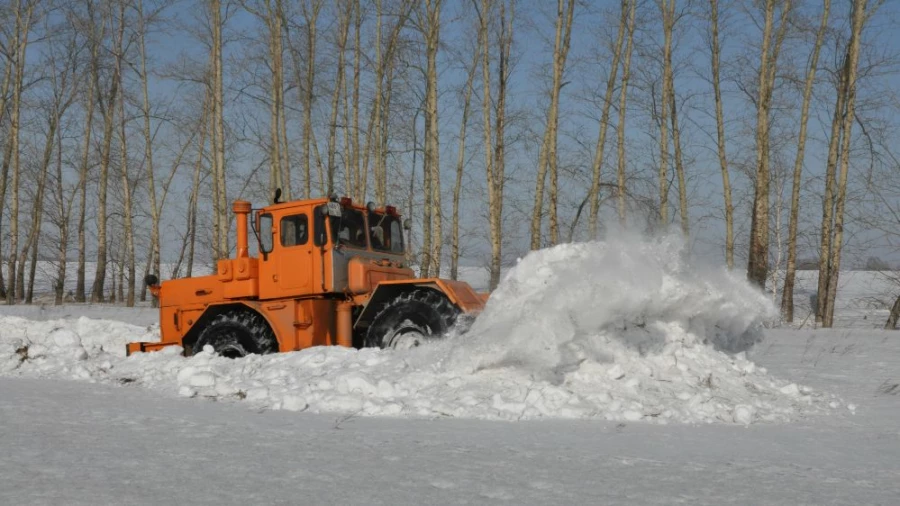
left=126, top=341, right=180, bottom=356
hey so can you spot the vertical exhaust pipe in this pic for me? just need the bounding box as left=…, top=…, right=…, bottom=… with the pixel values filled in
left=233, top=200, right=251, bottom=258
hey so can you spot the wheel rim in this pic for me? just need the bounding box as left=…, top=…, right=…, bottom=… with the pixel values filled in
left=387, top=325, right=429, bottom=349
left=214, top=343, right=248, bottom=359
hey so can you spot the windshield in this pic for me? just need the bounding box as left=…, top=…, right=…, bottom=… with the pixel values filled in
left=329, top=207, right=368, bottom=249
left=368, top=213, right=404, bottom=254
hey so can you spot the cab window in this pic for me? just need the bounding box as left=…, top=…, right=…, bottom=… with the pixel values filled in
left=369, top=213, right=404, bottom=254
left=330, top=207, right=368, bottom=249
left=280, top=214, right=308, bottom=247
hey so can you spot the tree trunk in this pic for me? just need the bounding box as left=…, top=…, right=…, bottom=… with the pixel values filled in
left=326, top=2, right=351, bottom=197
left=781, top=0, right=829, bottom=322
left=76, top=11, right=104, bottom=302
left=616, top=0, right=637, bottom=225
left=119, top=52, right=136, bottom=307
left=588, top=0, right=626, bottom=239
left=708, top=0, right=733, bottom=268
left=423, top=0, right=443, bottom=277
left=92, top=5, right=125, bottom=303
left=54, top=123, right=68, bottom=304
left=530, top=0, right=574, bottom=248
left=657, top=0, right=673, bottom=229
left=187, top=97, right=210, bottom=279
left=746, top=0, right=777, bottom=288
left=479, top=0, right=497, bottom=288
left=7, top=4, right=34, bottom=304
left=669, top=89, right=688, bottom=237
left=137, top=0, right=160, bottom=303
left=24, top=111, right=57, bottom=304
left=0, top=43, right=15, bottom=300
left=350, top=0, right=362, bottom=200
left=451, top=52, right=479, bottom=281
left=815, top=63, right=847, bottom=323
left=295, top=0, right=322, bottom=197
left=886, top=295, right=900, bottom=330
left=823, top=0, right=868, bottom=328
left=479, top=0, right=513, bottom=289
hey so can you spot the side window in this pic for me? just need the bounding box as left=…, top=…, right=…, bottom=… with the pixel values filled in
left=280, top=214, right=309, bottom=247
left=389, top=219, right=404, bottom=254
left=260, top=214, right=273, bottom=253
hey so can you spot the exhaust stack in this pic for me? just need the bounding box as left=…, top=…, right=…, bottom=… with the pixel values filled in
left=233, top=200, right=251, bottom=258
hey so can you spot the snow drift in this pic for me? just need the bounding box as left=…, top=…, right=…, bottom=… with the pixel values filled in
left=0, top=234, right=838, bottom=424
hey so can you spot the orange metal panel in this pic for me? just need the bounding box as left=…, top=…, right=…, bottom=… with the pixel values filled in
left=347, top=257, right=414, bottom=294
left=373, top=278, right=487, bottom=314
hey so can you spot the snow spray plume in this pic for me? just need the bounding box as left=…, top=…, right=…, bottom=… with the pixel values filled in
left=445, top=232, right=776, bottom=377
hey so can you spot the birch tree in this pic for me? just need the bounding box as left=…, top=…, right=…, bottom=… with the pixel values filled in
left=5, top=1, right=35, bottom=303
left=451, top=48, right=479, bottom=280
left=616, top=0, right=636, bottom=224
left=588, top=0, right=627, bottom=237
left=707, top=0, right=733, bottom=268
left=477, top=0, right=514, bottom=289
left=746, top=0, right=792, bottom=288
left=530, top=0, right=574, bottom=248
left=781, top=0, right=830, bottom=322
left=91, top=1, right=126, bottom=302
left=818, top=0, right=870, bottom=327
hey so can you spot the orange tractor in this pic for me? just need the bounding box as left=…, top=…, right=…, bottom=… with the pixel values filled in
left=127, top=194, right=487, bottom=358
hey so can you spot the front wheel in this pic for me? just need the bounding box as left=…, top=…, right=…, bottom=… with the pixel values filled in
left=364, top=289, right=460, bottom=349
left=193, top=310, right=278, bottom=358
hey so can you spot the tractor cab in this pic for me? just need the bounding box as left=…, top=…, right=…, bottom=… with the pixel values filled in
left=254, top=196, right=413, bottom=301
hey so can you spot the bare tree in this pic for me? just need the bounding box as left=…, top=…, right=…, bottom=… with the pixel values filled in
left=418, top=0, right=443, bottom=277
left=530, top=0, right=574, bottom=248
left=588, top=0, right=627, bottom=237
left=781, top=0, right=830, bottom=322
left=451, top=46, right=479, bottom=280
left=75, top=0, right=106, bottom=302
left=616, top=0, right=637, bottom=225
left=91, top=1, right=126, bottom=302
left=746, top=0, right=792, bottom=288
left=475, top=0, right=514, bottom=289
left=656, top=0, right=673, bottom=228
left=25, top=15, right=80, bottom=303
left=326, top=0, right=351, bottom=196
left=818, top=0, right=870, bottom=327
left=208, top=0, right=229, bottom=260
left=242, top=0, right=289, bottom=199
left=6, top=1, right=37, bottom=303
left=707, top=0, right=733, bottom=268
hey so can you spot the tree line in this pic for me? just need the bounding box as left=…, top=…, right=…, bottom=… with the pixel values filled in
left=0, top=0, right=897, bottom=328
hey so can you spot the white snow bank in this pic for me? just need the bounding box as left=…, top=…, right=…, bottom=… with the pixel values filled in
left=0, top=235, right=840, bottom=423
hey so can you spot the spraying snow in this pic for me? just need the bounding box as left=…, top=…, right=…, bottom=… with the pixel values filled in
left=0, top=235, right=839, bottom=423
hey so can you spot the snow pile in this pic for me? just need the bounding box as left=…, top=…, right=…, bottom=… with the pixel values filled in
left=0, top=235, right=839, bottom=424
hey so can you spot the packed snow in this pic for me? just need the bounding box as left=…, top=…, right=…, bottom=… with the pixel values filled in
left=0, top=235, right=843, bottom=424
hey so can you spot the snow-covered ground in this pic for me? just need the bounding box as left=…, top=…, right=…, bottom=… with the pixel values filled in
left=1, top=235, right=899, bottom=504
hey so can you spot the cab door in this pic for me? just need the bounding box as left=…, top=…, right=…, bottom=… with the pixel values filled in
left=258, top=211, right=314, bottom=299
left=275, top=213, right=314, bottom=295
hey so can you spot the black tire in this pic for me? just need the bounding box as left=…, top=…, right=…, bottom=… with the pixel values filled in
left=364, top=289, right=460, bottom=349
left=194, top=310, right=278, bottom=358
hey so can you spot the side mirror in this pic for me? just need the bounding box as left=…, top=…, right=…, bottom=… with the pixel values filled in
left=403, top=218, right=412, bottom=231
left=326, top=201, right=342, bottom=217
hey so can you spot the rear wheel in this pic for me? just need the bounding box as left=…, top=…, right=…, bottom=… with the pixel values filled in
left=364, top=289, right=460, bottom=349
left=194, top=310, right=278, bottom=358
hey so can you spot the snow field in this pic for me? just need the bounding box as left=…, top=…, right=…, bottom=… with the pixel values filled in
left=0, top=234, right=845, bottom=423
